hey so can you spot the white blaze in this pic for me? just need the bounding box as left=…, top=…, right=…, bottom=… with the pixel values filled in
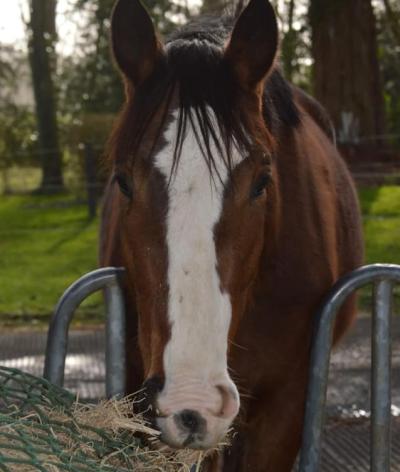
left=154, top=110, right=236, bottom=392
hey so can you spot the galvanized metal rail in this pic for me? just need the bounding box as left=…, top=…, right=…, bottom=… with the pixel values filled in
left=43, top=267, right=126, bottom=398
left=298, top=263, right=400, bottom=472
left=43, top=263, right=398, bottom=469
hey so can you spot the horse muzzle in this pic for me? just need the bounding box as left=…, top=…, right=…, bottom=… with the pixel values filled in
left=154, top=375, right=240, bottom=449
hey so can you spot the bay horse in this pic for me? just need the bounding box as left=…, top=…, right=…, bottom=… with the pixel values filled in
left=100, top=0, right=363, bottom=470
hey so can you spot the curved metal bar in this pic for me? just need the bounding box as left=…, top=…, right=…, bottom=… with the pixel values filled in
left=299, top=263, right=400, bottom=472
left=44, top=267, right=126, bottom=398
left=371, top=279, right=392, bottom=471
left=104, top=281, right=126, bottom=398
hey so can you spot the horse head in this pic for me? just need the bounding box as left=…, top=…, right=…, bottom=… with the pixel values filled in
left=108, top=0, right=279, bottom=449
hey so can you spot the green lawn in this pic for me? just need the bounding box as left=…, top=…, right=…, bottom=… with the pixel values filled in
left=0, top=195, right=101, bottom=327
left=358, top=186, right=400, bottom=311
left=0, top=185, right=399, bottom=327
left=359, top=186, right=400, bottom=263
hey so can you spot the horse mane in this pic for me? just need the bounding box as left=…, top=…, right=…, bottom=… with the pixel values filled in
left=108, top=15, right=300, bottom=181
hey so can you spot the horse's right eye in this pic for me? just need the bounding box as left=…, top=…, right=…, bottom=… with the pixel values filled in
left=250, top=173, right=270, bottom=200
left=115, top=174, right=133, bottom=199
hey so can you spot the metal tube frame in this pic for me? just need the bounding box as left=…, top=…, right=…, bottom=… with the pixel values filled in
left=43, top=267, right=126, bottom=398
left=298, top=263, right=400, bottom=472
left=43, top=263, right=399, bottom=467
left=371, top=280, right=392, bottom=471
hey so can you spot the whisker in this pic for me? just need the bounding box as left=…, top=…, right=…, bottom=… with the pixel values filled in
left=229, top=339, right=249, bottom=351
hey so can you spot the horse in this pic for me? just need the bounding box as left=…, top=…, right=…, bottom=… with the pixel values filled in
left=100, top=0, right=364, bottom=470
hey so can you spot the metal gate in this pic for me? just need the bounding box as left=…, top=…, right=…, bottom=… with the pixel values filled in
left=43, top=263, right=400, bottom=470
left=43, top=267, right=126, bottom=398
left=298, top=263, right=400, bottom=472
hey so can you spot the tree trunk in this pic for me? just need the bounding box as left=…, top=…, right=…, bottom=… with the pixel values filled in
left=28, top=0, right=63, bottom=192
left=310, top=0, right=385, bottom=143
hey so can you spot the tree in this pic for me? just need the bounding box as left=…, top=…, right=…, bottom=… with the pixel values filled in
left=382, top=0, right=400, bottom=45
left=60, top=0, right=124, bottom=117
left=0, top=46, right=38, bottom=194
left=60, top=0, right=193, bottom=119
left=279, top=0, right=311, bottom=89
left=28, top=0, right=64, bottom=192
left=0, top=104, right=37, bottom=194
left=281, top=0, right=296, bottom=82
left=377, top=0, right=400, bottom=143
left=309, top=0, right=385, bottom=143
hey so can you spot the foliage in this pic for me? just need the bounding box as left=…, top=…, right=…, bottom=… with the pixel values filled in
left=0, top=46, right=39, bottom=191
left=59, top=0, right=193, bottom=120
left=279, top=0, right=312, bottom=89
left=142, top=0, right=193, bottom=33
left=53, top=0, right=400, bottom=146
left=58, top=0, right=123, bottom=117
left=0, top=105, right=38, bottom=169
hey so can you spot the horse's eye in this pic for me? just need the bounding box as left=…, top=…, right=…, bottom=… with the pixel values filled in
left=250, top=174, right=270, bottom=199
left=115, top=173, right=133, bottom=199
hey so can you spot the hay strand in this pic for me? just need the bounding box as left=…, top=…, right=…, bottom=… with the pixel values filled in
left=0, top=367, right=225, bottom=472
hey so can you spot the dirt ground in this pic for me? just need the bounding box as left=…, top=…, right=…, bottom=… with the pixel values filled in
left=327, top=314, right=400, bottom=417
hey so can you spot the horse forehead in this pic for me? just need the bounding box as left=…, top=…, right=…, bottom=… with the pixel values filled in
left=153, top=109, right=241, bottom=198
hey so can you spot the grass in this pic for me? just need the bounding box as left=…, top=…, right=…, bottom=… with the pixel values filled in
left=357, top=186, right=400, bottom=311
left=0, top=194, right=101, bottom=327
left=0, top=185, right=399, bottom=327
left=359, top=186, right=400, bottom=264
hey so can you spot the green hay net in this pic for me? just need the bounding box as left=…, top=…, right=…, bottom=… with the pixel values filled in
left=0, top=366, right=150, bottom=472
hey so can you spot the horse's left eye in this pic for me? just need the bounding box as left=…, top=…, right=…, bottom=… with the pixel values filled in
left=250, top=174, right=270, bottom=199
left=114, top=173, right=133, bottom=199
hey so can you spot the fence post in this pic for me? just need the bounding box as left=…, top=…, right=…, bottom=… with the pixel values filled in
left=104, top=281, right=126, bottom=398
left=371, top=280, right=392, bottom=470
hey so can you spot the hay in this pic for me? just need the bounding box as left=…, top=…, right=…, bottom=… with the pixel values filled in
left=1, top=401, right=205, bottom=471
left=49, top=397, right=207, bottom=470
left=0, top=367, right=225, bottom=472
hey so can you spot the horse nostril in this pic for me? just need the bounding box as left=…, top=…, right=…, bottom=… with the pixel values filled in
left=216, top=384, right=240, bottom=418
left=175, top=409, right=206, bottom=434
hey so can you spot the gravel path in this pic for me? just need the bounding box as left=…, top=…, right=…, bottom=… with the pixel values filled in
left=327, top=314, right=400, bottom=417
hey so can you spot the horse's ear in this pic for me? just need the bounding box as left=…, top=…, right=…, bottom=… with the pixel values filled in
left=111, top=0, right=163, bottom=85
left=225, top=0, right=278, bottom=90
